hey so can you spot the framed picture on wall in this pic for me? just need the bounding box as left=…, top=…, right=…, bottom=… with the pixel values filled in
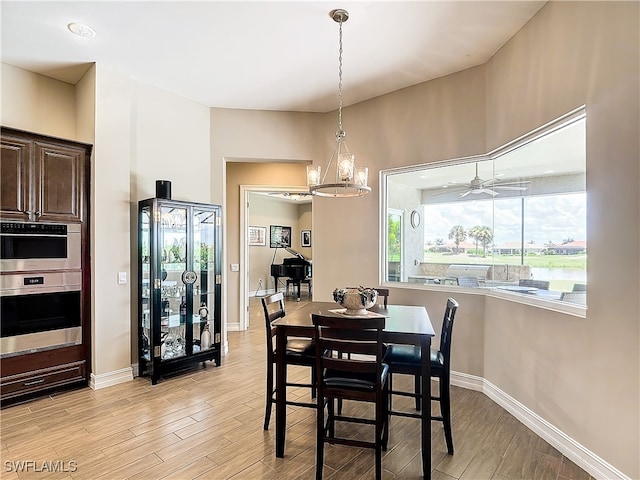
left=301, top=230, right=311, bottom=247
left=248, top=226, right=266, bottom=246
left=270, top=225, right=292, bottom=248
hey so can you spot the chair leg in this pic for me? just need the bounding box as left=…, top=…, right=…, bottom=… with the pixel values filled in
left=311, top=366, right=317, bottom=399
left=440, top=374, right=454, bottom=455
left=264, top=363, right=274, bottom=430
left=375, top=445, right=382, bottom=480
left=375, top=394, right=383, bottom=480
left=327, top=398, right=335, bottom=438
left=414, top=374, right=421, bottom=411
left=382, top=386, right=389, bottom=450
left=316, top=397, right=325, bottom=480
left=387, top=373, right=393, bottom=414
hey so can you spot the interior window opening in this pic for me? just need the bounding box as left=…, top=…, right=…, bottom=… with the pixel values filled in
left=383, top=108, right=586, bottom=307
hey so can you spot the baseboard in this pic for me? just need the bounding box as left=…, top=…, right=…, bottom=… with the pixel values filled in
left=450, top=371, right=629, bottom=480
left=450, top=370, right=484, bottom=392
left=89, top=367, right=134, bottom=390
left=226, top=321, right=242, bottom=332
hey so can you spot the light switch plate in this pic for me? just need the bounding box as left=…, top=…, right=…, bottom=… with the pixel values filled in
left=230, top=263, right=240, bottom=272
left=118, top=272, right=127, bottom=284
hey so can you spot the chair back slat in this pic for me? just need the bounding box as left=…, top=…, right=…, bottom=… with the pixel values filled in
left=312, top=314, right=386, bottom=380
left=345, top=287, right=389, bottom=307
left=439, top=298, right=459, bottom=366
left=261, top=293, right=286, bottom=357
left=375, top=288, right=389, bottom=307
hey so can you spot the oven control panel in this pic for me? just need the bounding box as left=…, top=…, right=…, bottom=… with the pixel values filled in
left=1, top=222, right=68, bottom=235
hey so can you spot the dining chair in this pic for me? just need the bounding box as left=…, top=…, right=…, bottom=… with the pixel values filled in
left=312, top=313, right=389, bottom=480
left=383, top=297, right=459, bottom=455
left=261, top=292, right=317, bottom=430
left=375, top=287, right=389, bottom=307
left=344, top=287, right=389, bottom=307
left=456, top=276, right=479, bottom=288
left=519, top=279, right=550, bottom=290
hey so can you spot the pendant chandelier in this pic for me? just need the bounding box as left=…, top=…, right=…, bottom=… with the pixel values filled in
left=307, top=9, right=371, bottom=198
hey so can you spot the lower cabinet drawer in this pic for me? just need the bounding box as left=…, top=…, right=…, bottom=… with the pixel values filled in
left=1, top=361, right=86, bottom=400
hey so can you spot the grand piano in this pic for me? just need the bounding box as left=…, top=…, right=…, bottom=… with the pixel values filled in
left=270, top=247, right=312, bottom=301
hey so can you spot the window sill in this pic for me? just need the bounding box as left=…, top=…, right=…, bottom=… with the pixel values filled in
left=385, top=282, right=587, bottom=318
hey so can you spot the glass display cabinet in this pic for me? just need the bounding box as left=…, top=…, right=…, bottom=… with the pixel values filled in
left=138, top=198, right=222, bottom=384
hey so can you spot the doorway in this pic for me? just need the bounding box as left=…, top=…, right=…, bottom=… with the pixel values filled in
left=239, top=185, right=312, bottom=330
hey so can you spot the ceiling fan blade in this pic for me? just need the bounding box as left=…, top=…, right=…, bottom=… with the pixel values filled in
left=494, top=180, right=531, bottom=186
left=430, top=187, right=466, bottom=196
left=494, top=185, right=528, bottom=191
left=479, top=188, right=499, bottom=196
left=459, top=190, right=472, bottom=198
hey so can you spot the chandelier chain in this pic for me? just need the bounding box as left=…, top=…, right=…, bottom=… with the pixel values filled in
left=306, top=8, right=371, bottom=198
left=337, top=17, right=344, bottom=134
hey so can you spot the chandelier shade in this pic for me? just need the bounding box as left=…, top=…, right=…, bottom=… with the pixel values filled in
left=307, top=9, right=371, bottom=198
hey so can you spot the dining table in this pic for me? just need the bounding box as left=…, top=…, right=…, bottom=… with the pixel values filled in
left=272, top=301, right=435, bottom=477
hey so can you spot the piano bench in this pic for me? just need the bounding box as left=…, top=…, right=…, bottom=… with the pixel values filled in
left=286, top=278, right=312, bottom=300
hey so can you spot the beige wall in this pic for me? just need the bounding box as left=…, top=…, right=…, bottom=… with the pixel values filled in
left=91, top=64, right=134, bottom=379
left=484, top=3, right=639, bottom=475
left=1, top=1, right=638, bottom=476
left=1, top=63, right=76, bottom=138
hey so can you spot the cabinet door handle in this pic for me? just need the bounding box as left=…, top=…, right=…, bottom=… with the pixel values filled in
left=24, top=378, right=45, bottom=386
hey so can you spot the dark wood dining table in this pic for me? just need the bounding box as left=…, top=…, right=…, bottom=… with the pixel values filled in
left=272, top=302, right=435, bottom=477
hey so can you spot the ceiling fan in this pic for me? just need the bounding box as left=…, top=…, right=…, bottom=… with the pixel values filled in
left=450, top=163, right=530, bottom=198
left=267, top=191, right=312, bottom=201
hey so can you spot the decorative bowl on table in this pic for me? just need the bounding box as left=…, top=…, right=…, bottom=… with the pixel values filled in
left=333, top=287, right=378, bottom=316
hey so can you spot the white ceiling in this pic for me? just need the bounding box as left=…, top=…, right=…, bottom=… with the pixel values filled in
left=1, top=1, right=546, bottom=113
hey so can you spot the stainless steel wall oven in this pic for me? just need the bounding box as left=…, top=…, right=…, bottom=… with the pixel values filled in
left=1, top=271, right=82, bottom=358
left=1, top=222, right=81, bottom=272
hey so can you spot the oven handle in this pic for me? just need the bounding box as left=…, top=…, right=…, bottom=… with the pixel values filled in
left=0, top=285, right=81, bottom=297
left=0, top=233, right=67, bottom=238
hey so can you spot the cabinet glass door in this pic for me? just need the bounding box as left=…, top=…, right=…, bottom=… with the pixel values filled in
left=192, top=207, right=218, bottom=352
left=140, top=206, right=151, bottom=361
left=160, top=205, right=188, bottom=360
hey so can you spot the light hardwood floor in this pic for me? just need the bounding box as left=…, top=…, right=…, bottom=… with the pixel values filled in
left=0, top=296, right=592, bottom=480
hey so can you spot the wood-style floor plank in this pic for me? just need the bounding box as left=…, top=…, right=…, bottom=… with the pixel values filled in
left=0, top=296, right=593, bottom=479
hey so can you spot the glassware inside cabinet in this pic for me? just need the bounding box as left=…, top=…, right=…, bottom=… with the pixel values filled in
left=160, top=205, right=188, bottom=360
left=193, top=208, right=217, bottom=351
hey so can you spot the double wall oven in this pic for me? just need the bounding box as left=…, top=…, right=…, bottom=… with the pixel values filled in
left=1, top=222, right=83, bottom=358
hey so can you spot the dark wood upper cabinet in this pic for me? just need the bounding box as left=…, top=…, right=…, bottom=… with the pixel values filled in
left=0, top=136, right=31, bottom=218
left=1, top=128, right=90, bottom=223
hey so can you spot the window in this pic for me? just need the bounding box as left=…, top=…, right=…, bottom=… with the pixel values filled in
left=382, top=108, right=586, bottom=307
